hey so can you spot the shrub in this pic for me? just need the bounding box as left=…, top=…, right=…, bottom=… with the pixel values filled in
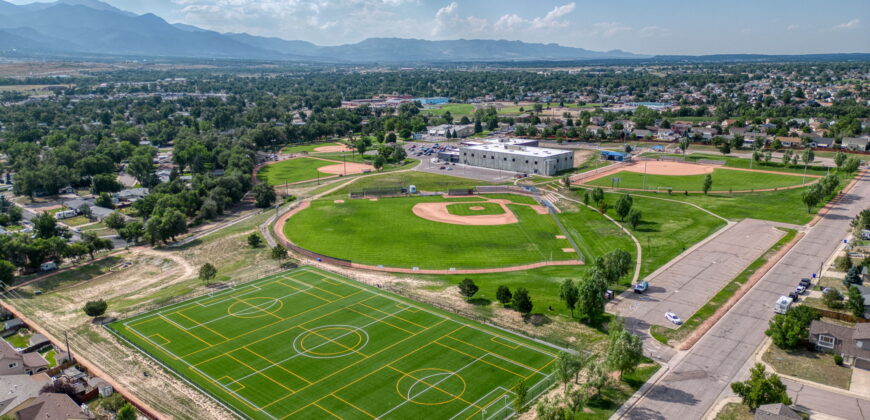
left=835, top=255, right=853, bottom=272
left=83, top=300, right=108, bottom=317
left=834, top=354, right=844, bottom=366
left=823, top=288, right=845, bottom=310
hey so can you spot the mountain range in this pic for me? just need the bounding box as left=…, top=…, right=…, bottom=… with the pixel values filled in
left=0, top=0, right=648, bottom=62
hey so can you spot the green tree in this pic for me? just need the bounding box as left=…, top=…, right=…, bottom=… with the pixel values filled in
left=83, top=299, right=108, bottom=317
left=511, top=287, right=533, bottom=315
left=458, top=278, right=479, bottom=299
left=730, top=363, right=792, bottom=410
left=595, top=249, right=633, bottom=284
left=559, top=279, right=579, bottom=317
left=95, top=192, right=114, bottom=209
left=119, top=221, right=144, bottom=244
left=626, top=208, right=642, bottom=230
left=0, top=260, right=16, bottom=287
left=843, top=156, right=861, bottom=173
left=555, top=351, right=582, bottom=393
left=252, top=183, right=277, bottom=208
left=834, top=151, right=847, bottom=170
left=32, top=212, right=59, bottom=239
left=496, top=286, right=512, bottom=305
left=199, top=263, right=217, bottom=285
left=247, top=233, right=262, bottom=248
left=116, top=404, right=137, bottom=420
left=615, top=194, right=633, bottom=221
left=576, top=268, right=608, bottom=323
left=104, top=212, right=126, bottom=233
left=719, top=142, right=731, bottom=155
left=801, top=184, right=822, bottom=213
left=801, top=147, right=815, bottom=165
left=513, top=380, right=528, bottom=414
left=765, top=314, right=805, bottom=349
left=679, top=138, right=690, bottom=155
left=606, top=320, right=643, bottom=377
left=80, top=232, right=113, bottom=260
left=271, top=244, right=288, bottom=260
left=848, top=285, right=865, bottom=318
left=702, top=174, right=713, bottom=195
left=823, top=288, right=845, bottom=310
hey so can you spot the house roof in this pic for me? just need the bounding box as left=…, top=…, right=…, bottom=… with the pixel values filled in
left=20, top=352, right=47, bottom=369
left=0, top=340, right=19, bottom=358
left=27, top=334, right=48, bottom=348
left=13, top=393, right=91, bottom=420
left=853, top=323, right=870, bottom=340
left=0, top=373, right=50, bottom=416
left=810, top=320, right=870, bottom=361
left=754, top=403, right=801, bottom=420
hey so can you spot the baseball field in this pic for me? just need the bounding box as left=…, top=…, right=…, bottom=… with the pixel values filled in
left=584, top=164, right=816, bottom=193
left=256, top=157, right=373, bottom=186
left=108, top=267, right=558, bottom=420
left=282, top=195, right=578, bottom=270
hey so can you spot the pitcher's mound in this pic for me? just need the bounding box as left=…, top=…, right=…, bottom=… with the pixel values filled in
left=413, top=202, right=518, bottom=226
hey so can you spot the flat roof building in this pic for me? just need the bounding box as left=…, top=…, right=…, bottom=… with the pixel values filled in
left=459, top=144, right=573, bottom=176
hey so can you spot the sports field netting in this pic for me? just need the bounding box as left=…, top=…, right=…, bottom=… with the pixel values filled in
left=108, top=267, right=558, bottom=420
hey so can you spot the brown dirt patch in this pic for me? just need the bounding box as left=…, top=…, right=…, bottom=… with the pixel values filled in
left=317, top=162, right=374, bottom=175
left=562, top=248, right=575, bottom=253
left=556, top=235, right=567, bottom=239
left=314, top=144, right=353, bottom=153
left=412, top=202, right=518, bottom=226
left=624, top=161, right=714, bottom=176
left=469, top=206, right=486, bottom=211
left=334, top=200, right=345, bottom=204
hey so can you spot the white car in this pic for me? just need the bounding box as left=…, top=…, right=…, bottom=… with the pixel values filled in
left=665, top=312, right=682, bottom=325
left=796, top=285, right=806, bottom=295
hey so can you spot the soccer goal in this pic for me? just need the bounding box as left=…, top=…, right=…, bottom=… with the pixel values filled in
left=480, top=394, right=513, bottom=420
left=655, top=186, right=673, bottom=194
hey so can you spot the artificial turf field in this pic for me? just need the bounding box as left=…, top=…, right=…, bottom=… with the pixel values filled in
left=108, top=267, right=558, bottom=420
left=585, top=167, right=812, bottom=192
left=285, top=196, right=575, bottom=269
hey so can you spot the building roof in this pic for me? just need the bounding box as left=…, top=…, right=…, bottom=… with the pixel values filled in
left=461, top=144, right=572, bottom=158
left=28, top=334, right=48, bottom=348
left=809, top=320, right=870, bottom=361
left=20, top=353, right=47, bottom=369
left=0, top=374, right=50, bottom=415
left=754, top=403, right=801, bottom=420
left=853, top=323, right=870, bottom=340
left=13, top=393, right=92, bottom=420
left=0, top=340, right=19, bottom=358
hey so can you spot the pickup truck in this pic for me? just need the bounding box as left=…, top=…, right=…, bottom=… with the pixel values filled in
left=634, top=281, right=649, bottom=294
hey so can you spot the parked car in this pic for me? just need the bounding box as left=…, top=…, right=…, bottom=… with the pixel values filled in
left=796, top=285, right=806, bottom=295
left=799, top=278, right=811, bottom=288
left=633, top=281, right=649, bottom=294
left=665, top=312, right=682, bottom=325
left=788, top=291, right=800, bottom=302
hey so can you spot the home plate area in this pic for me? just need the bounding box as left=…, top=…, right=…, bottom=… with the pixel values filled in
left=110, top=267, right=558, bottom=419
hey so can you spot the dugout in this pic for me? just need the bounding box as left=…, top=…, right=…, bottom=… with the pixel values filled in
left=601, top=150, right=632, bottom=162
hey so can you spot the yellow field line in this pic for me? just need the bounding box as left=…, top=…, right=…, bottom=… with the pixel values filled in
left=159, top=314, right=213, bottom=347
left=434, top=341, right=525, bottom=378
left=386, top=365, right=482, bottom=408
left=330, top=393, right=377, bottom=418
left=313, top=403, right=343, bottom=419
left=240, top=347, right=312, bottom=384
left=175, top=311, right=230, bottom=341
left=304, top=328, right=370, bottom=358
left=346, top=306, right=416, bottom=335
left=490, top=336, right=519, bottom=350
left=358, top=302, right=428, bottom=329
left=126, top=327, right=180, bottom=361
left=225, top=352, right=296, bottom=394
left=229, top=295, right=285, bottom=321
left=464, top=389, right=512, bottom=420
left=443, top=334, right=544, bottom=373
left=278, top=277, right=344, bottom=299
left=186, top=367, right=260, bottom=412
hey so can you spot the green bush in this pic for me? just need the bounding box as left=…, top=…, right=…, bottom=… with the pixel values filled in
left=834, top=354, right=844, bottom=366
left=835, top=255, right=853, bottom=272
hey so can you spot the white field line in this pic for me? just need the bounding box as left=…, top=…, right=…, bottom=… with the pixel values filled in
left=448, top=386, right=513, bottom=420
left=175, top=285, right=315, bottom=331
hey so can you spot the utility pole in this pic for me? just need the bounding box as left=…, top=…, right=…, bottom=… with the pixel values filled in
left=803, top=162, right=808, bottom=185
left=65, top=331, right=73, bottom=363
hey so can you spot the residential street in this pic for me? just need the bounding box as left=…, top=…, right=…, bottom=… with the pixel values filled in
left=622, top=170, right=870, bottom=420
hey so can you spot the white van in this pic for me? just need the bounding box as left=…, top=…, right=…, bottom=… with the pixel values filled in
left=774, top=296, right=793, bottom=314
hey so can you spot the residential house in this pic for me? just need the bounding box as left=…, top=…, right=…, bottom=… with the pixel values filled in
left=808, top=138, right=834, bottom=149
left=694, top=127, right=718, bottom=140
left=9, top=393, right=93, bottom=420
left=0, top=341, right=48, bottom=375
left=114, top=188, right=149, bottom=204
left=632, top=129, right=652, bottom=139
left=0, top=373, right=50, bottom=416
left=2, top=319, right=23, bottom=336
left=754, top=403, right=801, bottom=420
left=842, top=136, right=870, bottom=152
left=809, top=320, right=870, bottom=369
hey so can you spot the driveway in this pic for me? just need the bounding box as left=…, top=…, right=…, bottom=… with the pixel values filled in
left=851, top=367, right=870, bottom=397
left=611, top=218, right=785, bottom=329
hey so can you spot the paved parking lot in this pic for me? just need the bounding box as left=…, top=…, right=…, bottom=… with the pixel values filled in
left=413, top=158, right=520, bottom=183
left=611, top=218, right=786, bottom=329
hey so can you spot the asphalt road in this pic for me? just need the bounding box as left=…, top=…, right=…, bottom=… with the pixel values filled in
left=624, top=170, right=870, bottom=420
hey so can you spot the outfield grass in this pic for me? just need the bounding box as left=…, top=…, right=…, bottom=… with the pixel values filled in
left=446, top=203, right=505, bottom=216
left=285, top=196, right=573, bottom=269
left=257, top=158, right=344, bottom=186
left=108, top=267, right=559, bottom=420
left=280, top=142, right=346, bottom=154
left=325, top=171, right=492, bottom=198
left=479, top=194, right=539, bottom=205
left=586, top=168, right=811, bottom=192
left=678, top=153, right=834, bottom=176
left=423, top=104, right=475, bottom=118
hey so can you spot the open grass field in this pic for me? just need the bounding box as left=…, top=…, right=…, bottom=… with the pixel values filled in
left=325, top=171, right=493, bottom=199
left=285, top=196, right=574, bottom=269
left=677, top=153, right=833, bottom=176
left=280, top=142, right=345, bottom=154
left=446, top=202, right=505, bottom=216
left=586, top=168, right=811, bottom=192
left=423, top=104, right=475, bottom=118
left=108, top=267, right=558, bottom=420
left=256, top=158, right=342, bottom=186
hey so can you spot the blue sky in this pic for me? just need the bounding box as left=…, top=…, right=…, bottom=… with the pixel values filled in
left=10, top=0, right=870, bottom=54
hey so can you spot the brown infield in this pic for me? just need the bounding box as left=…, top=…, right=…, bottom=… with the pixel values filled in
left=313, top=144, right=354, bottom=153
left=412, top=198, right=548, bottom=226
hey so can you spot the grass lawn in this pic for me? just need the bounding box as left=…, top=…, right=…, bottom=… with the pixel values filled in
left=61, top=216, right=92, bottom=227
left=422, top=103, right=475, bottom=118
left=108, top=267, right=559, bottom=420
left=325, top=171, right=491, bottom=198
left=650, top=229, right=797, bottom=346
left=762, top=345, right=852, bottom=389
left=714, top=402, right=754, bottom=420
left=41, top=349, right=57, bottom=367
left=286, top=196, right=573, bottom=269
left=257, top=158, right=344, bottom=186
left=446, top=202, right=505, bottom=216
left=480, top=194, right=539, bottom=205
left=586, top=168, right=811, bottom=192
left=4, top=331, right=31, bottom=348
left=677, top=153, right=834, bottom=176
left=280, top=142, right=345, bottom=154
left=22, top=256, right=125, bottom=292
left=582, top=364, right=661, bottom=419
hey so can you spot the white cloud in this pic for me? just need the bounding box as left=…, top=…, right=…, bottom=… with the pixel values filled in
left=587, top=22, right=632, bottom=38
left=786, top=24, right=799, bottom=31
left=833, top=19, right=860, bottom=30
left=435, top=2, right=576, bottom=37
left=639, top=25, right=670, bottom=38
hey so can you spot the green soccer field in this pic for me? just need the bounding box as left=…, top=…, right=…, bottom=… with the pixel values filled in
left=285, top=196, right=577, bottom=269
left=585, top=167, right=813, bottom=192
left=108, top=267, right=558, bottom=420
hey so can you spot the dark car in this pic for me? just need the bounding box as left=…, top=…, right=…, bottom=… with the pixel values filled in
left=799, top=278, right=811, bottom=288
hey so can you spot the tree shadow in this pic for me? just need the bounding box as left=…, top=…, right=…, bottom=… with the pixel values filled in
left=644, top=385, right=700, bottom=405
left=467, top=297, right=492, bottom=306
left=525, top=313, right=552, bottom=326
left=624, top=406, right=667, bottom=420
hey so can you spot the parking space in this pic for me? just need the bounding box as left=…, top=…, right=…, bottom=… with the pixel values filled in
left=414, top=159, right=520, bottom=183
left=610, top=219, right=786, bottom=329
